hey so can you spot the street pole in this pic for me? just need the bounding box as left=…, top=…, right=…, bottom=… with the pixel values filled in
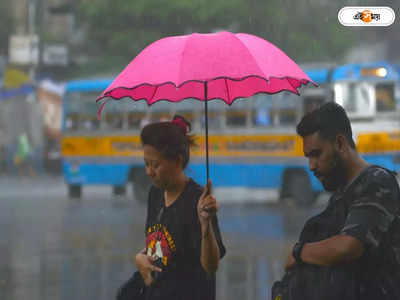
left=36, top=0, right=44, bottom=79
left=28, top=0, right=36, bottom=81
left=27, top=0, right=44, bottom=82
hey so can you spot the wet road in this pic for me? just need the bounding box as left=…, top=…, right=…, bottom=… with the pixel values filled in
left=0, top=176, right=326, bottom=300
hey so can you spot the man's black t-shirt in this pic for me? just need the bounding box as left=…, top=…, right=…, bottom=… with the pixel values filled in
left=289, top=165, right=400, bottom=300
left=144, top=178, right=226, bottom=300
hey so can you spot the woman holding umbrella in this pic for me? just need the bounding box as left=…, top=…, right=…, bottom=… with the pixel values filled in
left=135, top=115, right=226, bottom=300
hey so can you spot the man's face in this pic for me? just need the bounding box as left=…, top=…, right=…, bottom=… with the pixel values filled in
left=303, top=132, right=346, bottom=191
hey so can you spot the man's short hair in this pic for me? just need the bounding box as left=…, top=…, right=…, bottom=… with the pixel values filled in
left=296, top=102, right=356, bottom=149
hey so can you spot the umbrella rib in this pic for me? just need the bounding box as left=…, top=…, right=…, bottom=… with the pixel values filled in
left=224, top=78, right=231, bottom=103
left=97, top=98, right=110, bottom=120
left=285, top=77, right=301, bottom=95
left=231, top=34, right=267, bottom=81
left=149, top=85, right=158, bottom=103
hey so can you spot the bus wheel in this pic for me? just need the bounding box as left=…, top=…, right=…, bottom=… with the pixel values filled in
left=129, top=168, right=152, bottom=203
left=280, top=169, right=315, bottom=207
left=68, top=184, right=82, bottom=199
left=113, top=185, right=126, bottom=197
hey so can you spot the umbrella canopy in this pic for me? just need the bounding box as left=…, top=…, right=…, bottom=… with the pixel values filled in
left=97, top=31, right=314, bottom=108
left=96, top=31, right=315, bottom=181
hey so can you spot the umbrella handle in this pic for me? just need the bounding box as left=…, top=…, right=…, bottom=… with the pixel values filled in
left=204, top=82, right=209, bottom=184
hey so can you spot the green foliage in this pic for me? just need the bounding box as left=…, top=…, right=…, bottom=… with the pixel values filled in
left=75, top=0, right=359, bottom=75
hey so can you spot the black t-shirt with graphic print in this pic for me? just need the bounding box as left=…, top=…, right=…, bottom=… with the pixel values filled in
left=290, top=165, right=400, bottom=300
left=144, top=178, right=226, bottom=300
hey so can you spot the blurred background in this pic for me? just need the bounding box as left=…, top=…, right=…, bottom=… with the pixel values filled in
left=0, top=1, right=399, bottom=299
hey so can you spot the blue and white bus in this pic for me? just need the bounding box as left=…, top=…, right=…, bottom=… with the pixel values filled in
left=61, top=61, right=400, bottom=205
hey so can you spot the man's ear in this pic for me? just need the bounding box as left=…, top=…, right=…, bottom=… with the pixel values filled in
left=335, top=134, right=347, bottom=153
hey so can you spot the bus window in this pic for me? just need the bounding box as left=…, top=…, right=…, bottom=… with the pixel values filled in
left=146, top=112, right=169, bottom=123
left=303, top=96, right=325, bottom=114
left=226, top=110, right=247, bottom=127
left=225, top=98, right=249, bottom=128
left=278, top=108, right=297, bottom=125
left=250, top=92, right=302, bottom=127
left=201, top=111, right=225, bottom=130
left=376, top=83, right=395, bottom=112
left=201, top=100, right=226, bottom=131
left=396, top=84, right=400, bottom=108
left=103, top=97, right=148, bottom=130
left=81, top=116, right=99, bottom=131
left=173, top=111, right=197, bottom=127
left=128, top=112, right=143, bottom=129
left=104, top=113, right=123, bottom=130
left=65, top=114, right=79, bottom=131
left=251, top=94, right=273, bottom=127
left=253, top=108, right=271, bottom=127
left=335, top=82, right=374, bottom=117
left=64, top=91, right=100, bottom=131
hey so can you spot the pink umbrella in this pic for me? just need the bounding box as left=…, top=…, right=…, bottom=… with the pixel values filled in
left=97, top=31, right=315, bottom=181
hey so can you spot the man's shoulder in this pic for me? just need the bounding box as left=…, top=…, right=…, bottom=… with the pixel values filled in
left=365, top=165, right=397, bottom=177
left=361, top=165, right=398, bottom=187
left=349, top=165, right=400, bottom=207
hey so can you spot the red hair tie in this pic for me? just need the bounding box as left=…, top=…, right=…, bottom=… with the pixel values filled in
left=172, top=118, right=188, bottom=134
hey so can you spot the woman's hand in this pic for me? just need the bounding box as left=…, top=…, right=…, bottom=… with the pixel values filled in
left=197, top=180, right=219, bottom=228
left=135, top=253, right=162, bottom=286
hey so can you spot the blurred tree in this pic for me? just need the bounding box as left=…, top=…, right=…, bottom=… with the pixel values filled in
left=74, top=0, right=359, bottom=75
left=0, top=1, right=14, bottom=56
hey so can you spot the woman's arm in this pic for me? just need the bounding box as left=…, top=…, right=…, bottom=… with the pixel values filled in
left=200, top=218, right=221, bottom=273
left=198, top=180, right=221, bottom=273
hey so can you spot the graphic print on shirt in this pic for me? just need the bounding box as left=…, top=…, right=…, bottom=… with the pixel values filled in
left=146, top=224, right=176, bottom=266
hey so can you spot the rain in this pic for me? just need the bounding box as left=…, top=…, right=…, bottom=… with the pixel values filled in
left=0, top=0, right=399, bottom=299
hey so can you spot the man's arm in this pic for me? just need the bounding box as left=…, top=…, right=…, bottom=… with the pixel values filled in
left=301, top=234, right=364, bottom=266
left=285, top=234, right=364, bottom=270
left=286, top=168, right=399, bottom=270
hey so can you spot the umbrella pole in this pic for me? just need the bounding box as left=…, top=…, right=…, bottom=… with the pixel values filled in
left=204, top=82, right=209, bottom=183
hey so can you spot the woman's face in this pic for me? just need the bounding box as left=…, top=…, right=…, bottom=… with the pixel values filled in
left=143, top=144, right=182, bottom=189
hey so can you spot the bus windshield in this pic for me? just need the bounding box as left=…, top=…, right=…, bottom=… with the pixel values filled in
left=63, top=92, right=149, bottom=132
left=376, top=83, right=395, bottom=112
